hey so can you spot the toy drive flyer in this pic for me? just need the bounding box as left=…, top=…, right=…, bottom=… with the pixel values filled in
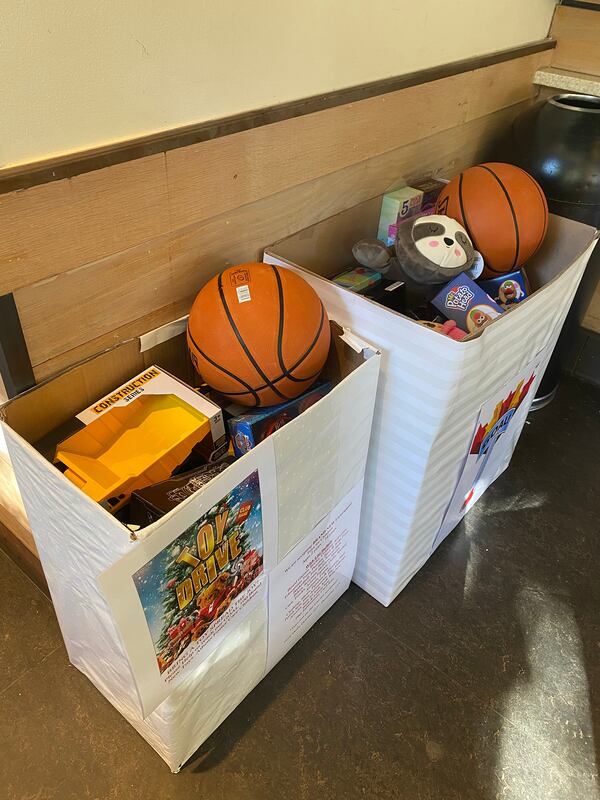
left=132, top=469, right=264, bottom=675
left=99, top=444, right=276, bottom=717
left=432, top=352, right=545, bottom=551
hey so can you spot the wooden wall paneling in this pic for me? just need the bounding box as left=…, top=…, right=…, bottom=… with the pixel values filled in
left=22, top=100, right=533, bottom=381
left=32, top=299, right=194, bottom=383
left=463, top=51, right=551, bottom=118
left=551, top=6, right=600, bottom=75
left=165, top=51, right=551, bottom=231
left=0, top=155, right=170, bottom=295
left=0, top=40, right=555, bottom=197
left=0, top=49, right=549, bottom=308
left=15, top=238, right=174, bottom=367
left=0, top=448, right=35, bottom=557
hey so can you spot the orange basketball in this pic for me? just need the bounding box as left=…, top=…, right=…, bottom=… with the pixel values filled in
left=435, top=162, right=548, bottom=278
left=187, top=262, right=330, bottom=407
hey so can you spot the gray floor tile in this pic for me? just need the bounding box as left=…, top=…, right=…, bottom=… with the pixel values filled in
left=0, top=594, right=594, bottom=800
left=0, top=548, right=62, bottom=693
left=345, top=378, right=600, bottom=783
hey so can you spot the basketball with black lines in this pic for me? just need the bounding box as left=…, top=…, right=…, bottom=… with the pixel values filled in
left=187, top=262, right=331, bottom=407
left=435, top=162, right=548, bottom=278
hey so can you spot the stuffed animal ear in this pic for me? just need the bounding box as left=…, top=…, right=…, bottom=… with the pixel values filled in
left=352, top=239, right=393, bottom=271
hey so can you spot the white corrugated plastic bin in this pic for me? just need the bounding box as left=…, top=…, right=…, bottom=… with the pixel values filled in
left=264, top=195, right=598, bottom=606
left=1, top=320, right=380, bottom=771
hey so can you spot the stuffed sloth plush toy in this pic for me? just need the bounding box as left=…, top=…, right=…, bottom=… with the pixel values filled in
left=353, top=214, right=477, bottom=306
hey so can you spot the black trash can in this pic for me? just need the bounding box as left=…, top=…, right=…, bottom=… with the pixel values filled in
left=497, top=93, right=600, bottom=407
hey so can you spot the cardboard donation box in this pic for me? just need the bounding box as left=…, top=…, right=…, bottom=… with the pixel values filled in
left=1, top=320, right=380, bottom=772
left=265, top=197, right=599, bottom=607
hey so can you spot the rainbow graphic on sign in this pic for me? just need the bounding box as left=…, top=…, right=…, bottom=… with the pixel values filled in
left=460, top=372, right=536, bottom=511
left=470, top=373, right=536, bottom=457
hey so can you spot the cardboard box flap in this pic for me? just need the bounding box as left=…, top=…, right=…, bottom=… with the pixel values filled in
left=525, top=214, right=599, bottom=290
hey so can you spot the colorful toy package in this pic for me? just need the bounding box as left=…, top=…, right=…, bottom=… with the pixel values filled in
left=479, top=270, right=529, bottom=306
left=379, top=179, right=446, bottom=244
left=377, top=186, right=424, bottom=241
left=54, top=366, right=226, bottom=513
left=432, top=273, right=504, bottom=335
left=411, top=177, right=446, bottom=211
left=332, top=266, right=382, bottom=293
left=228, top=383, right=331, bottom=457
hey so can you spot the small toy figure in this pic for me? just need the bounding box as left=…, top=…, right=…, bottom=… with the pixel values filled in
left=466, top=304, right=502, bottom=333
left=353, top=215, right=477, bottom=307
left=498, top=279, right=524, bottom=304
left=479, top=270, right=529, bottom=307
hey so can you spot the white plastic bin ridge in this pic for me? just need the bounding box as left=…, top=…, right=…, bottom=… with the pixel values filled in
left=1, top=322, right=380, bottom=771
left=265, top=203, right=599, bottom=607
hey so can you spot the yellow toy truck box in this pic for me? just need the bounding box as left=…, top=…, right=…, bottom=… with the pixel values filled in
left=54, top=366, right=225, bottom=513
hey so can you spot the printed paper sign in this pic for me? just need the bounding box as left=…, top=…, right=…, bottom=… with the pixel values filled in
left=432, top=353, right=546, bottom=551
left=266, top=480, right=363, bottom=672
left=99, top=442, right=277, bottom=717
left=134, top=470, right=264, bottom=675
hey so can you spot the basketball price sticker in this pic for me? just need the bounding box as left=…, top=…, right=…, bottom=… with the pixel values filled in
left=236, top=285, right=251, bottom=303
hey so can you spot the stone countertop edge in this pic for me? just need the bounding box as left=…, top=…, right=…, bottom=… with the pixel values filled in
left=534, top=68, right=600, bottom=98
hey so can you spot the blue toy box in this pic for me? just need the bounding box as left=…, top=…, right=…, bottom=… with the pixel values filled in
left=432, top=273, right=504, bottom=335
left=228, top=383, right=332, bottom=457
left=479, top=270, right=529, bottom=306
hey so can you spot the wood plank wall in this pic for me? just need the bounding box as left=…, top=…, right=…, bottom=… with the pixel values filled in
left=551, top=5, right=600, bottom=74
left=0, top=49, right=551, bottom=385
left=0, top=47, right=551, bottom=573
left=548, top=5, right=600, bottom=333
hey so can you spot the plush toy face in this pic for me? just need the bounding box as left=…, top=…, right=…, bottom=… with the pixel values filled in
left=413, top=215, right=473, bottom=269
left=395, top=214, right=476, bottom=285
left=351, top=214, right=476, bottom=297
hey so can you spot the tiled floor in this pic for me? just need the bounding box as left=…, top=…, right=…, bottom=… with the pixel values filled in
left=1, top=376, right=599, bottom=799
